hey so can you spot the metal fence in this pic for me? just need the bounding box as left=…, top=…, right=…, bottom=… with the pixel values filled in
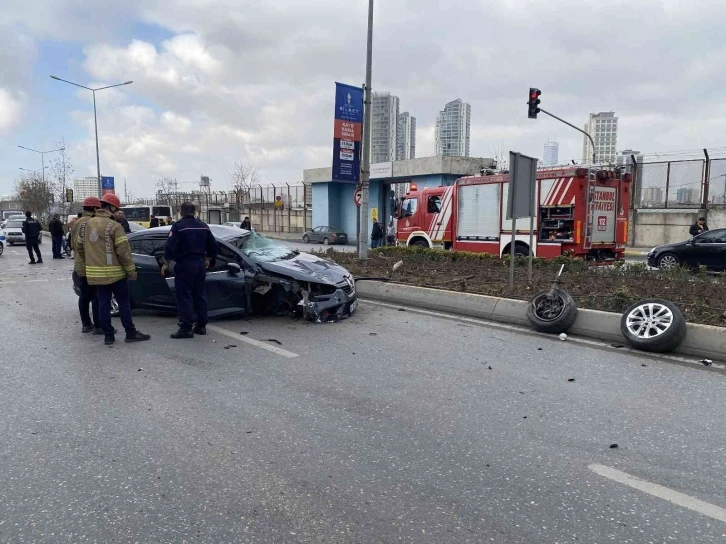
left=634, top=156, right=726, bottom=209
left=141, top=182, right=312, bottom=234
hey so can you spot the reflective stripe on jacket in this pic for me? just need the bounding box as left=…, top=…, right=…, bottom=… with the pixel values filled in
left=76, top=209, right=136, bottom=285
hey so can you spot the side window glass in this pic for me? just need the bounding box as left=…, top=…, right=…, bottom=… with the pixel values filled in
left=428, top=196, right=442, bottom=213
left=209, top=243, right=240, bottom=271
left=129, top=238, right=148, bottom=255
left=403, top=198, right=418, bottom=217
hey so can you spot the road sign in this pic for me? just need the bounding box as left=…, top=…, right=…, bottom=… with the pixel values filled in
left=354, top=188, right=362, bottom=207
left=371, top=207, right=378, bottom=222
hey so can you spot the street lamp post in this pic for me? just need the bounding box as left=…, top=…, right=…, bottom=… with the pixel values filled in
left=358, top=0, right=374, bottom=259
left=50, top=75, right=133, bottom=197
left=18, top=146, right=63, bottom=216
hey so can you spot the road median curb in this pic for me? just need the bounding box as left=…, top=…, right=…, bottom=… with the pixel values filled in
left=355, top=281, right=725, bottom=363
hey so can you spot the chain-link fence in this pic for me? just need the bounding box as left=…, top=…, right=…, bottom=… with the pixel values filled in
left=635, top=159, right=709, bottom=209
left=709, top=158, right=726, bottom=206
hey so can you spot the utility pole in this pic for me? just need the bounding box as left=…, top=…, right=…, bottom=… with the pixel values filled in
left=358, top=0, right=374, bottom=259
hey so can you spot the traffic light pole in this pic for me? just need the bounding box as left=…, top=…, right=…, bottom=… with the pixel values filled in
left=358, top=0, right=374, bottom=259
left=538, top=108, right=596, bottom=164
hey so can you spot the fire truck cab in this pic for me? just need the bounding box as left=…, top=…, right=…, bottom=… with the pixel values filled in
left=395, top=166, right=631, bottom=262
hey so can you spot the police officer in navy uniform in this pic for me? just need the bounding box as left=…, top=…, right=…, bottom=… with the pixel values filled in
left=162, top=202, right=218, bottom=339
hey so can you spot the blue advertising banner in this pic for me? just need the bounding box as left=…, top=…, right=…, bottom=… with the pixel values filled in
left=332, top=83, right=363, bottom=183
left=101, top=176, right=115, bottom=196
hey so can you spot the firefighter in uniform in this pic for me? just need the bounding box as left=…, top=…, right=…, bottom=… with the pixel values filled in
left=72, top=196, right=103, bottom=334
left=77, top=193, right=151, bottom=345
left=163, top=202, right=218, bottom=339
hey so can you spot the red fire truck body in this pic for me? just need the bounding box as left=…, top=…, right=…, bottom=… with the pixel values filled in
left=395, top=166, right=631, bottom=261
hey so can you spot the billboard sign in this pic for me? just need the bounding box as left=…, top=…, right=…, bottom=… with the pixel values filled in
left=332, top=83, right=363, bottom=183
left=101, top=176, right=115, bottom=196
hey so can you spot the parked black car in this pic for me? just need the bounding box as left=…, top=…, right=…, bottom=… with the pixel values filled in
left=647, top=228, right=726, bottom=271
left=73, top=226, right=357, bottom=321
left=302, top=226, right=348, bottom=245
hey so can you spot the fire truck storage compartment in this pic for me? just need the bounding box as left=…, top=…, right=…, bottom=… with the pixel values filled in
left=540, top=206, right=575, bottom=241
left=500, top=183, right=536, bottom=232
left=456, top=183, right=500, bottom=240
left=591, top=186, right=617, bottom=244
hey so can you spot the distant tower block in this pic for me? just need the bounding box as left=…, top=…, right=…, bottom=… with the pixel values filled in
left=200, top=175, right=211, bottom=194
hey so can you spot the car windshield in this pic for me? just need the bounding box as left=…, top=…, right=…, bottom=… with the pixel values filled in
left=227, top=231, right=296, bottom=262
left=6, top=220, right=23, bottom=228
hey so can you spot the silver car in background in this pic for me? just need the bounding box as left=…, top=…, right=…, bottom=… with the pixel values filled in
left=3, top=217, right=42, bottom=246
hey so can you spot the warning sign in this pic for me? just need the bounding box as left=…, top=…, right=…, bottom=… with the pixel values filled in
left=597, top=216, right=607, bottom=231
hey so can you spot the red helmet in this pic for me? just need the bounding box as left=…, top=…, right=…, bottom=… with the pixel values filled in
left=100, top=193, right=121, bottom=209
left=82, top=196, right=101, bottom=208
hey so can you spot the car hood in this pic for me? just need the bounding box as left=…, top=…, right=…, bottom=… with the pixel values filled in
left=653, top=240, right=689, bottom=252
left=257, top=252, right=351, bottom=285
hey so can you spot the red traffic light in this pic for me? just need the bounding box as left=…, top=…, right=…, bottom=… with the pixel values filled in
left=530, top=90, right=540, bottom=99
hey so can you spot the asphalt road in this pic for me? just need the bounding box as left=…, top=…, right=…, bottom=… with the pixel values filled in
left=1, top=247, right=724, bottom=543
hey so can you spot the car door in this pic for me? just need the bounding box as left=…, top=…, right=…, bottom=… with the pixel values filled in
left=309, top=227, right=322, bottom=243
left=164, top=241, right=253, bottom=317
left=129, top=236, right=176, bottom=308
left=693, top=229, right=726, bottom=271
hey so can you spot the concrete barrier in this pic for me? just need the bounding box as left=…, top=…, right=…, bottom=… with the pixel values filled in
left=355, top=281, right=724, bottom=363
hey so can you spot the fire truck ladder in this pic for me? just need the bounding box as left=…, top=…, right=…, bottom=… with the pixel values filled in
left=584, top=169, right=598, bottom=249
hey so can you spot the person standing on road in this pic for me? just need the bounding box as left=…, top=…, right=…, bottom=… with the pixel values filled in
left=77, top=193, right=151, bottom=346
left=117, top=210, right=131, bottom=234
left=72, top=197, right=103, bottom=334
left=386, top=220, right=395, bottom=246
left=162, top=201, right=218, bottom=339
left=241, top=216, right=251, bottom=230
left=370, top=219, right=383, bottom=249
left=49, top=214, right=65, bottom=259
left=689, top=217, right=709, bottom=237
left=21, top=211, right=43, bottom=265
left=150, top=215, right=160, bottom=228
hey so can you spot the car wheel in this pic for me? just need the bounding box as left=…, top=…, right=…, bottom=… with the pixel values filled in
left=657, top=252, right=679, bottom=269
left=303, top=234, right=310, bottom=243
left=620, top=298, right=687, bottom=353
left=526, top=288, right=578, bottom=334
left=0, top=243, right=3, bottom=256
left=110, top=295, right=120, bottom=317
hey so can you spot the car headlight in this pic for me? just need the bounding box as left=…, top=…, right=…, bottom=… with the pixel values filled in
left=649, top=247, right=657, bottom=255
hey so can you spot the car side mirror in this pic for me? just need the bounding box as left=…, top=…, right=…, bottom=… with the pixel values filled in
left=227, top=262, right=241, bottom=275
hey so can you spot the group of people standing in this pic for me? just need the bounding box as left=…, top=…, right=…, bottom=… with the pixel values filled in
left=370, top=219, right=396, bottom=249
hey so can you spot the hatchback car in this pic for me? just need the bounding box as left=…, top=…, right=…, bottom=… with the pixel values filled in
left=647, top=228, right=726, bottom=271
left=73, top=225, right=357, bottom=321
left=302, top=226, right=348, bottom=245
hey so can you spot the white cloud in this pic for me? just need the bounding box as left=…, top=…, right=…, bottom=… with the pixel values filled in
left=0, top=88, right=25, bottom=135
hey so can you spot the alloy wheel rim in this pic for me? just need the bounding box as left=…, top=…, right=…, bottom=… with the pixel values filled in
left=659, top=255, right=678, bottom=269
left=626, top=302, right=674, bottom=339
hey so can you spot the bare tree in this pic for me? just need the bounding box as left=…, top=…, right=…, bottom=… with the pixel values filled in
left=230, top=161, right=260, bottom=220
left=49, top=137, right=74, bottom=216
left=15, top=173, right=53, bottom=222
left=489, top=141, right=508, bottom=171
left=155, top=177, right=178, bottom=205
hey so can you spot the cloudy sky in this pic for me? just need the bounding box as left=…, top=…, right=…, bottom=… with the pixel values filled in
left=2, top=0, right=726, bottom=199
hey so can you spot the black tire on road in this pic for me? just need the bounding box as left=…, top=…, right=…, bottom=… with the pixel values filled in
left=620, top=298, right=687, bottom=353
left=656, top=252, right=679, bottom=269
left=526, top=288, right=578, bottom=334
left=302, top=235, right=309, bottom=243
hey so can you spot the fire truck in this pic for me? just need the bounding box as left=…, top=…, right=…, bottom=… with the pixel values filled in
left=395, top=166, right=632, bottom=262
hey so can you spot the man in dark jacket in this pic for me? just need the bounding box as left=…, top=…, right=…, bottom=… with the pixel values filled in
left=21, top=211, right=43, bottom=264
left=241, top=216, right=251, bottom=230
left=150, top=215, right=160, bottom=228
left=689, top=217, right=709, bottom=237
left=163, top=202, right=218, bottom=339
left=116, top=210, right=131, bottom=234
left=48, top=214, right=65, bottom=259
left=370, top=220, right=384, bottom=249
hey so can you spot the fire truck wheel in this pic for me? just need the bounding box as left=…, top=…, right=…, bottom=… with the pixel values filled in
left=526, top=289, right=578, bottom=334
left=620, top=298, right=687, bottom=353
left=411, top=239, right=429, bottom=248
left=504, top=243, right=530, bottom=257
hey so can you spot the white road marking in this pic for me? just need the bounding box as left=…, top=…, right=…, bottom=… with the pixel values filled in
left=206, top=324, right=299, bottom=358
left=589, top=464, right=726, bottom=524
left=11, top=250, right=20, bottom=255
left=360, top=299, right=725, bottom=370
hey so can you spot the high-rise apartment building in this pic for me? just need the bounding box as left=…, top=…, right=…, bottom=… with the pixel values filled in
left=73, top=176, right=98, bottom=202
left=543, top=140, right=559, bottom=166
left=396, top=112, right=416, bottom=160
left=616, top=149, right=643, bottom=173
left=371, top=92, right=400, bottom=163
left=582, top=112, right=618, bottom=164
left=435, top=99, right=471, bottom=157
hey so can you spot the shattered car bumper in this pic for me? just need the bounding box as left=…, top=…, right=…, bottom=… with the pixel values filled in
left=300, top=284, right=357, bottom=322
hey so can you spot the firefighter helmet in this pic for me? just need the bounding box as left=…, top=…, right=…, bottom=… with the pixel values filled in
left=82, top=196, right=101, bottom=208
left=100, top=193, right=121, bottom=209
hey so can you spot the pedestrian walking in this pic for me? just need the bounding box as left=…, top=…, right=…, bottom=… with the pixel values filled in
left=150, top=215, right=160, bottom=228
left=49, top=214, right=65, bottom=259
left=163, top=201, right=218, bottom=339
left=117, top=210, right=131, bottom=234
left=241, top=216, right=251, bottom=230
left=77, top=193, right=150, bottom=346
left=386, top=220, right=396, bottom=246
left=370, top=219, right=384, bottom=249
left=72, top=197, right=103, bottom=334
left=21, top=211, right=43, bottom=264
left=689, top=217, right=709, bottom=237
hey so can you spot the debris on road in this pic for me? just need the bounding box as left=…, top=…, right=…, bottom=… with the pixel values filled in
left=223, top=344, right=237, bottom=349
left=488, top=365, right=493, bottom=370
left=611, top=344, right=624, bottom=348
left=369, top=332, right=377, bottom=336
left=239, top=331, right=249, bottom=335
left=609, top=443, right=619, bottom=449
left=701, top=359, right=713, bottom=366
left=267, top=339, right=282, bottom=345
left=559, top=333, right=568, bottom=341
left=567, top=378, right=575, bottom=382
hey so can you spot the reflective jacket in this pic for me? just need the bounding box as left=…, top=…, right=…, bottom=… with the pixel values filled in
left=76, top=209, right=136, bottom=285
left=71, top=211, right=95, bottom=276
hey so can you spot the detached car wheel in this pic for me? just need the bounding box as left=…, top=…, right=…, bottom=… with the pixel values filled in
left=620, top=298, right=687, bottom=353
left=526, top=288, right=578, bottom=334
left=657, top=253, right=679, bottom=269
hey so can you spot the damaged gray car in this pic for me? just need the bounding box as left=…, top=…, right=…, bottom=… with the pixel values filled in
left=73, top=225, right=357, bottom=322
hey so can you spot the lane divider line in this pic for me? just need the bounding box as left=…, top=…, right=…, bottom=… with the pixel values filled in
left=206, top=324, right=299, bottom=358
left=589, top=464, right=726, bottom=523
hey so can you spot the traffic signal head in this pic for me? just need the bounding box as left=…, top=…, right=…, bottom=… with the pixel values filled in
left=528, top=88, right=541, bottom=119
